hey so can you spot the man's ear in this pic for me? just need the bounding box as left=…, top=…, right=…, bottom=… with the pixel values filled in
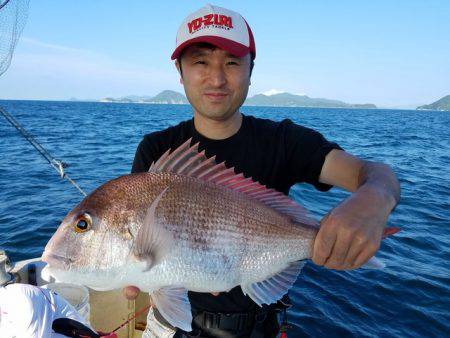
left=175, top=60, right=183, bottom=85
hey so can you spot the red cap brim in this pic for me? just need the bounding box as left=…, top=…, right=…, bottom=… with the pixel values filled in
left=171, top=36, right=252, bottom=60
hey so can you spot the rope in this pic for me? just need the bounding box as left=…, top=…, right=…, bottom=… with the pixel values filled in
left=0, top=106, right=87, bottom=196
left=75, top=304, right=152, bottom=338
left=105, top=304, right=152, bottom=336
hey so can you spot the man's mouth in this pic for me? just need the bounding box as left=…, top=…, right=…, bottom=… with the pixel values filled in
left=204, top=92, right=228, bottom=100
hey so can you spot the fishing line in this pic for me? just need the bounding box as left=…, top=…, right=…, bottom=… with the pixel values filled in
left=0, top=106, right=87, bottom=196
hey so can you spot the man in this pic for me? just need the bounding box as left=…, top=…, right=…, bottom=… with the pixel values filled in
left=125, top=4, right=400, bottom=338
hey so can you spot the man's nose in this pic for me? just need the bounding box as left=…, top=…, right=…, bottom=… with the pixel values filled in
left=208, top=65, right=227, bottom=87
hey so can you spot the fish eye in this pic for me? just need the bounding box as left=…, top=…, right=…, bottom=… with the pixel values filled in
left=74, top=214, right=92, bottom=233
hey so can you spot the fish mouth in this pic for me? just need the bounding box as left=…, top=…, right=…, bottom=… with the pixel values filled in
left=41, top=251, right=74, bottom=267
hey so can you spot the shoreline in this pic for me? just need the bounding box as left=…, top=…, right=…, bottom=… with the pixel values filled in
left=1, top=98, right=446, bottom=111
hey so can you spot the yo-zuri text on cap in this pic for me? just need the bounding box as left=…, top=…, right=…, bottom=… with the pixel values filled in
left=171, top=4, right=256, bottom=60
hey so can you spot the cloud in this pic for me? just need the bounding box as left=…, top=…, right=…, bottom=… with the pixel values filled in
left=261, top=88, right=307, bottom=96
left=21, top=37, right=92, bottom=54
left=262, top=89, right=285, bottom=96
left=1, top=37, right=179, bottom=100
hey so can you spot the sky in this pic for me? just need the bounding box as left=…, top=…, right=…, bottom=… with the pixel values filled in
left=0, top=0, right=449, bottom=107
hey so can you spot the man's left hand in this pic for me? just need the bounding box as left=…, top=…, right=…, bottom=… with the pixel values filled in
left=312, top=186, right=393, bottom=270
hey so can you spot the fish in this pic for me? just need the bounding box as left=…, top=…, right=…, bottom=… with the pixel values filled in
left=41, top=139, right=399, bottom=332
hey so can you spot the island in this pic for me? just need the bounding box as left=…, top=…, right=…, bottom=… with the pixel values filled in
left=100, top=90, right=188, bottom=104
left=244, top=92, right=376, bottom=108
left=100, top=91, right=377, bottom=109
left=417, top=95, right=450, bottom=111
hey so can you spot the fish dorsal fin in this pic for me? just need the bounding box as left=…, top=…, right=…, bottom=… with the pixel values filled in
left=150, top=138, right=318, bottom=227
left=241, top=261, right=306, bottom=306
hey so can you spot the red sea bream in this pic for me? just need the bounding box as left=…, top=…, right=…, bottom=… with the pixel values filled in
left=42, top=139, right=395, bottom=331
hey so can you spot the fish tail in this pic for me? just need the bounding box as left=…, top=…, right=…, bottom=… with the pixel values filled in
left=382, top=226, right=400, bottom=239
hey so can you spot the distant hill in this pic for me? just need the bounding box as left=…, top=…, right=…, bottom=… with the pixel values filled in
left=100, top=90, right=376, bottom=108
left=244, top=92, right=376, bottom=108
left=417, top=95, right=450, bottom=111
left=145, top=90, right=189, bottom=104
left=100, top=90, right=188, bottom=104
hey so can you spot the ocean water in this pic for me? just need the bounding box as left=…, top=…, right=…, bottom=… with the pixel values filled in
left=0, top=100, right=449, bottom=337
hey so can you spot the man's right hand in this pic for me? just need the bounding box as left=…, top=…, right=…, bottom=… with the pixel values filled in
left=123, top=286, right=141, bottom=300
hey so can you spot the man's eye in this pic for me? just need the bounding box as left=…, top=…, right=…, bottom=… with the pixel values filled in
left=227, top=61, right=239, bottom=66
left=194, top=60, right=206, bottom=65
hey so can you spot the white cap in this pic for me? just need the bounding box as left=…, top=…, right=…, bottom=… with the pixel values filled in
left=171, top=4, right=256, bottom=60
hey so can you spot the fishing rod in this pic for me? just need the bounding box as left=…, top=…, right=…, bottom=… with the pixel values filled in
left=0, top=106, right=87, bottom=197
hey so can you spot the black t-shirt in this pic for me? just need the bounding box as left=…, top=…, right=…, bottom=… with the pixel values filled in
left=131, top=114, right=341, bottom=313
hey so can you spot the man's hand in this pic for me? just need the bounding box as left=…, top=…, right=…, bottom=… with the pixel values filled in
left=312, top=186, right=394, bottom=270
left=314, top=150, right=400, bottom=270
left=123, top=286, right=141, bottom=300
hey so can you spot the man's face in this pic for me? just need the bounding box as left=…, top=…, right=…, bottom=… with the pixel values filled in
left=176, top=44, right=252, bottom=121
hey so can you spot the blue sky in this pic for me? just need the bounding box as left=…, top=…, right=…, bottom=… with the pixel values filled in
left=0, top=0, right=449, bottom=107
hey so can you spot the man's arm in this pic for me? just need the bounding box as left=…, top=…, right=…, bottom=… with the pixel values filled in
left=312, top=149, right=400, bottom=270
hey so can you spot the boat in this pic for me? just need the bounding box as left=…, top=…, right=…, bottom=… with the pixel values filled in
left=0, top=249, right=149, bottom=338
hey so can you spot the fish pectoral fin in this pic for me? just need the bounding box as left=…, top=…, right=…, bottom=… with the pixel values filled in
left=133, top=187, right=173, bottom=271
left=241, top=261, right=306, bottom=307
left=150, top=286, right=193, bottom=332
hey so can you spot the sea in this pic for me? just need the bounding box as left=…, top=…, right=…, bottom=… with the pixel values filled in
left=0, top=100, right=449, bottom=337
